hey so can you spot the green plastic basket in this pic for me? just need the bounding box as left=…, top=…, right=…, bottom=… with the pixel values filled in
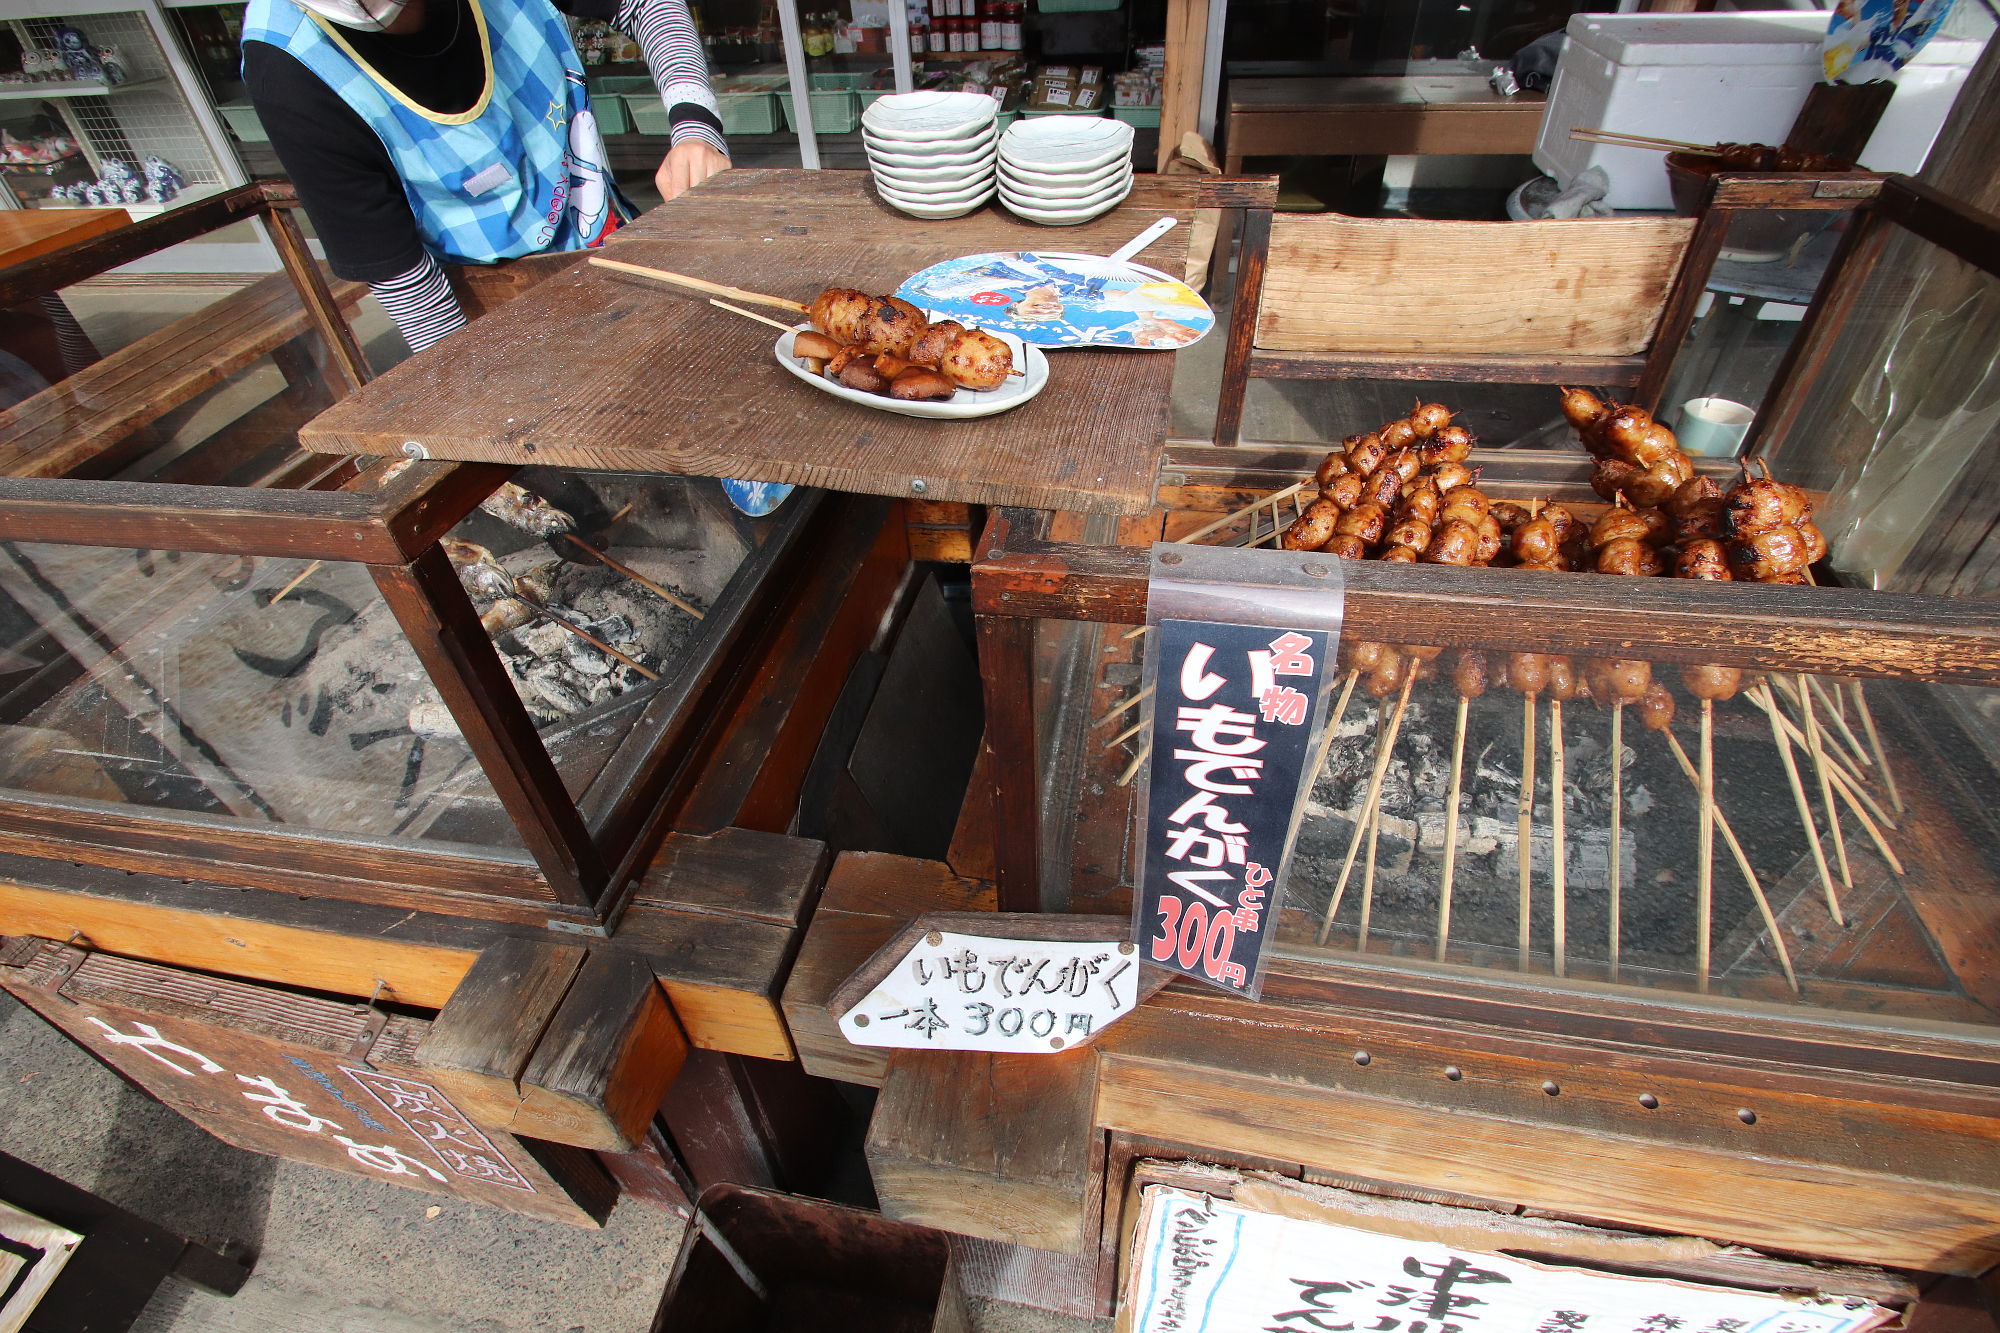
left=592, top=75, right=656, bottom=95
left=1111, top=104, right=1160, bottom=127
left=779, top=89, right=861, bottom=134
left=810, top=71, right=873, bottom=90
left=631, top=91, right=783, bottom=136
left=590, top=92, right=630, bottom=135
left=216, top=100, right=268, bottom=142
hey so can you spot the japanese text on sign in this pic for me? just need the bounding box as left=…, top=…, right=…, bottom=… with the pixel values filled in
left=837, top=931, right=1141, bottom=1053
left=1138, top=620, right=1331, bottom=998
left=1128, top=1188, right=1892, bottom=1333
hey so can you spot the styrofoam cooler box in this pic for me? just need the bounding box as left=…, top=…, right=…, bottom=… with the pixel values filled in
left=1533, top=11, right=1982, bottom=210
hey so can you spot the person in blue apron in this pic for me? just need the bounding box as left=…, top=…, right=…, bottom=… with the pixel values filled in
left=242, top=0, right=728, bottom=353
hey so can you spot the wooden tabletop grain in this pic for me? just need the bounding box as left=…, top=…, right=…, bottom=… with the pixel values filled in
left=0, top=207, right=129, bottom=269
left=298, top=169, right=1213, bottom=515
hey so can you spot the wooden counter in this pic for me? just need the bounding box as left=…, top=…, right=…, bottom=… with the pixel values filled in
left=297, top=169, right=1265, bottom=517
left=1224, top=76, right=1545, bottom=173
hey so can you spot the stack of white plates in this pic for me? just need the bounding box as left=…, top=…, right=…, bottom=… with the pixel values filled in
left=997, top=117, right=1136, bottom=225
left=864, top=92, right=1000, bottom=219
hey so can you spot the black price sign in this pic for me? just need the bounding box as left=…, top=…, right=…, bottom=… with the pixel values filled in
left=1136, top=617, right=1332, bottom=998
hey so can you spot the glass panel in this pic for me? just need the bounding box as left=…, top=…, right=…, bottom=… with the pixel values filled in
left=443, top=468, right=779, bottom=803
left=0, top=541, right=525, bottom=854
left=1764, top=227, right=2000, bottom=596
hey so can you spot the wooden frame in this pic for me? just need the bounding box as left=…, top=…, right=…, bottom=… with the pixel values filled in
left=1211, top=173, right=1886, bottom=448
left=0, top=185, right=872, bottom=932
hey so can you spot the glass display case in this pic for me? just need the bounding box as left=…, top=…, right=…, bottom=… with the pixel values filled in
left=971, top=175, right=2000, bottom=1051
left=0, top=181, right=844, bottom=930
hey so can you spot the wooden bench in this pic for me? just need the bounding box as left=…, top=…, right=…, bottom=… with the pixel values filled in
left=0, top=182, right=372, bottom=484
left=0, top=268, right=366, bottom=481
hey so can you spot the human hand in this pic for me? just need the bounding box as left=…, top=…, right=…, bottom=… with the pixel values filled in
left=655, top=140, right=730, bottom=203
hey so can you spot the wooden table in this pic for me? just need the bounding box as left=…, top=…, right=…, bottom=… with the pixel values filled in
left=0, top=207, right=130, bottom=270
left=1224, top=76, right=1545, bottom=173
left=298, top=170, right=1215, bottom=516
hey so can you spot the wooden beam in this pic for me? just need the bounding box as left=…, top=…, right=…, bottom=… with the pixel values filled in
left=415, top=936, right=587, bottom=1126
left=517, top=953, right=689, bottom=1150
left=971, top=538, right=2000, bottom=686
left=1156, top=0, right=1210, bottom=172
left=869, top=1044, right=1105, bottom=1255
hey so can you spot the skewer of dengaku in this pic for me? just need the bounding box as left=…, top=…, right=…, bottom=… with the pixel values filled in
left=1436, top=648, right=1485, bottom=961
left=795, top=289, right=1016, bottom=401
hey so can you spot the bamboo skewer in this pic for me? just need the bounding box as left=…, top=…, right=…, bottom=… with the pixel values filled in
left=559, top=535, right=706, bottom=620
left=1116, top=744, right=1149, bottom=787
left=514, top=596, right=660, bottom=681
left=1659, top=731, right=1800, bottom=993
left=586, top=257, right=807, bottom=313
left=1798, top=676, right=1852, bottom=889
left=1748, top=694, right=1896, bottom=831
left=1549, top=698, right=1568, bottom=979
left=1568, top=127, right=1725, bottom=155
left=1174, top=481, right=1311, bottom=546
left=1849, top=680, right=1904, bottom=814
left=1517, top=693, right=1537, bottom=972
left=1774, top=675, right=1873, bottom=781
left=1282, top=670, right=1361, bottom=868
left=1092, top=683, right=1153, bottom=729
left=1358, top=790, right=1383, bottom=951
left=1696, top=699, right=1715, bottom=993
left=1608, top=703, right=1624, bottom=981
left=1807, top=675, right=1872, bottom=770
left=708, top=297, right=797, bottom=331
left=1318, top=676, right=1414, bottom=946
left=1753, top=683, right=1844, bottom=927
left=1104, top=713, right=1149, bottom=749
left=269, top=560, right=322, bottom=606
left=1435, top=694, right=1470, bottom=964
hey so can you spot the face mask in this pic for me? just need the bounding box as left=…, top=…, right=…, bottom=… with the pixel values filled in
left=288, top=0, right=410, bottom=32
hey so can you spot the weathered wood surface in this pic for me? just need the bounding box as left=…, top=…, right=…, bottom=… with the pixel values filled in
left=1256, top=213, right=1692, bottom=357
left=416, top=936, right=587, bottom=1125
left=868, top=1044, right=1105, bottom=1255
left=296, top=170, right=1228, bottom=516
left=970, top=518, right=2000, bottom=686
left=516, top=952, right=688, bottom=1149
left=0, top=827, right=827, bottom=1057
left=0, top=940, right=614, bottom=1227
left=781, top=851, right=996, bottom=1087
left=1225, top=77, right=1545, bottom=167
left=0, top=206, right=128, bottom=269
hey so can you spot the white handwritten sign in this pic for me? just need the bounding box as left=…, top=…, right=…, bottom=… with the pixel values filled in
left=1126, top=1188, right=1893, bottom=1333
left=836, top=927, right=1142, bottom=1053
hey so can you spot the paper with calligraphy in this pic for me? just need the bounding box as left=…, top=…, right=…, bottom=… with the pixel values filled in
left=1138, top=618, right=1333, bottom=999
left=836, top=929, right=1142, bottom=1053
left=1127, top=1188, right=1893, bottom=1333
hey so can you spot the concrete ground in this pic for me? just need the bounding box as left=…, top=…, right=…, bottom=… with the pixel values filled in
left=0, top=195, right=1795, bottom=1331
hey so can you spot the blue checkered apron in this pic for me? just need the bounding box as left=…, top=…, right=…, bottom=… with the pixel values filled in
left=242, top=0, right=633, bottom=265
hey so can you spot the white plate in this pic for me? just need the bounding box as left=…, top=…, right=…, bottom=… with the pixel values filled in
left=876, top=173, right=995, bottom=206
left=861, top=90, right=998, bottom=142
left=998, top=163, right=1132, bottom=202
left=881, top=184, right=997, bottom=219
left=863, top=125, right=999, bottom=163
left=998, top=116, right=1134, bottom=172
left=999, top=177, right=1134, bottom=225
left=774, top=321, right=1048, bottom=420
left=996, top=153, right=1131, bottom=189
left=870, top=155, right=999, bottom=184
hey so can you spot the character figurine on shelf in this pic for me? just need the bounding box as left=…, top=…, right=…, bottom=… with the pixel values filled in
left=46, top=183, right=74, bottom=204
left=143, top=156, right=183, bottom=204
left=54, top=26, right=105, bottom=82
left=17, top=51, right=43, bottom=81
left=94, top=44, right=128, bottom=85
left=120, top=178, right=143, bottom=204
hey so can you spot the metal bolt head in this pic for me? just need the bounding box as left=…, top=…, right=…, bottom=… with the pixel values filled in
left=1737, top=1108, right=1757, bottom=1124
left=1304, top=562, right=1330, bottom=577
left=910, top=478, right=929, bottom=494
left=1118, top=942, right=1135, bottom=955
left=1638, top=1093, right=1660, bottom=1109
left=1050, top=1037, right=1065, bottom=1050
left=1159, top=550, right=1183, bottom=565
left=854, top=1014, right=870, bottom=1027
left=925, top=931, right=943, bottom=946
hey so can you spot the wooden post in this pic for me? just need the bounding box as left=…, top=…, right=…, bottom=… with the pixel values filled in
left=262, top=203, right=371, bottom=397
left=977, top=611, right=1043, bottom=912
left=1156, top=0, right=1212, bottom=173
left=371, top=546, right=608, bottom=911
left=1212, top=205, right=1272, bottom=447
